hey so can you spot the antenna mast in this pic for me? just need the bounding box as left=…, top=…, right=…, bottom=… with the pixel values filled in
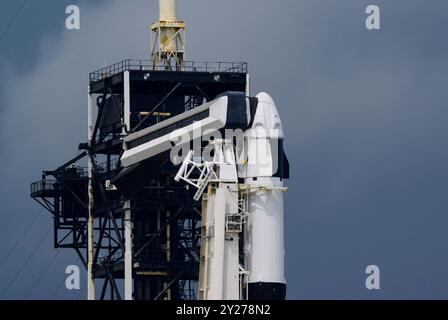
left=151, top=0, right=185, bottom=70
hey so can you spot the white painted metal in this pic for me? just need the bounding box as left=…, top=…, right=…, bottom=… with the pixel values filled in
left=119, top=89, right=287, bottom=300
left=223, top=233, right=240, bottom=298
left=123, top=71, right=131, bottom=131
left=88, top=87, right=93, bottom=140
left=87, top=87, right=95, bottom=300
left=198, top=188, right=210, bottom=300
left=174, top=151, right=219, bottom=201
left=166, top=209, right=171, bottom=299
left=222, top=184, right=240, bottom=299
left=206, top=186, right=226, bottom=299
left=166, top=210, right=171, bottom=263
left=159, top=0, right=176, bottom=22
left=152, top=0, right=184, bottom=69
left=174, top=150, right=193, bottom=182
left=123, top=72, right=133, bottom=300
left=174, top=140, right=238, bottom=201
left=124, top=200, right=133, bottom=300
left=193, top=168, right=214, bottom=201
left=215, top=141, right=238, bottom=183
left=124, top=98, right=214, bottom=143
left=176, top=142, right=241, bottom=300
left=121, top=96, right=229, bottom=168
left=243, top=92, right=285, bottom=178
left=245, top=178, right=285, bottom=284
left=105, top=180, right=117, bottom=191
left=202, top=183, right=241, bottom=300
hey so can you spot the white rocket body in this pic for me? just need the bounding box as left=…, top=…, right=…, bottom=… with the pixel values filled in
left=243, top=93, right=286, bottom=299
left=120, top=91, right=287, bottom=300
left=247, top=178, right=285, bottom=282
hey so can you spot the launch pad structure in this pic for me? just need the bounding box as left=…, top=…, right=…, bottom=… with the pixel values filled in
left=30, top=0, right=288, bottom=301
left=31, top=59, right=248, bottom=300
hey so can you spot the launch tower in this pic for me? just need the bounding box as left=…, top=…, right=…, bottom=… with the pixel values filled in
left=31, top=0, right=287, bottom=301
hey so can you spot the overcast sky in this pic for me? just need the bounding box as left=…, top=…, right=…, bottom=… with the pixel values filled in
left=1, top=0, right=448, bottom=300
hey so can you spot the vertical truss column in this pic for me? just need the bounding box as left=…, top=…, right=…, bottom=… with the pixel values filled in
left=166, top=209, right=171, bottom=300
left=123, top=71, right=131, bottom=133
left=87, top=86, right=96, bottom=300
left=151, top=0, right=185, bottom=70
left=123, top=71, right=133, bottom=300
left=124, top=200, right=133, bottom=300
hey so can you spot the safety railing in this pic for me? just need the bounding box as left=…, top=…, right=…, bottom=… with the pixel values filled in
left=31, top=180, right=57, bottom=195
left=89, top=59, right=248, bottom=82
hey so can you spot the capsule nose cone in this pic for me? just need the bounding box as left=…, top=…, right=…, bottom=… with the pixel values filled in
left=256, top=92, right=275, bottom=105
left=250, top=92, right=284, bottom=139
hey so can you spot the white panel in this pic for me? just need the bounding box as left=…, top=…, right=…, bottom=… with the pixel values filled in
left=207, top=186, right=226, bottom=299
left=245, top=137, right=274, bottom=177
left=121, top=117, right=225, bottom=167
left=242, top=92, right=284, bottom=178
left=223, top=235, right=240, bottom=299
left=209, top=96, right=228, bottom=124
left=225, top=185, right=239, bottom=214
left=124, top=96, right=226, bottom=143
left=223, top=185, right=240, bottom=299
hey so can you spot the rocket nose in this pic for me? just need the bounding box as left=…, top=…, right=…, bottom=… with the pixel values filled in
left=255, top=92, right=275, bottom=105
left=250, top=92, right=284, bottom=139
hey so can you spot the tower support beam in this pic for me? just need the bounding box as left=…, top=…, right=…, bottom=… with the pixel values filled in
left=124, top=200, right=133, bottom=300
left=123, top=71, right=133, bottom=300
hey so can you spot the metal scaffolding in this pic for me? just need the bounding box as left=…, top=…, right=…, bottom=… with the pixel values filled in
left=31, top=60, right=248, bottom=300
